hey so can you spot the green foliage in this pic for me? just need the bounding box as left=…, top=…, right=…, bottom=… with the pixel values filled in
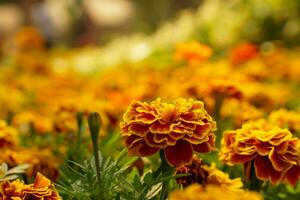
left=57, top=149, right=137, bottom=200
left=262, top=183, right=300, bottom=200
left=0, top=163, right=30, bottom=182
left=57, top=148, right=187, bottom=200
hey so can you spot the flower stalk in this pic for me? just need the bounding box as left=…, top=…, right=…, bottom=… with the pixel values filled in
left=247, top=161, right=263, bottom=191
left=159, top=150, right=173, bottom=200
left=214, top=94, right=224, bottom=146
left=88, top=112, right=102, bottom=185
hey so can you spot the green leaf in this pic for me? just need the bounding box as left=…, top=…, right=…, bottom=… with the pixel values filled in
left=133, top=174, right=143, bottom=191
left=143, top=172, right=153, bottom=185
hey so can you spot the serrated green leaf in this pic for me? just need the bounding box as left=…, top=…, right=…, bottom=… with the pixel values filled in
left=0, top=174, right=19, bottom=181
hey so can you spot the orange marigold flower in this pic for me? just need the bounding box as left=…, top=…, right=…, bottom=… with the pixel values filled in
left=169, top=184, right=262, bottom=200
left=174, top=41, right=212, bottom=65
left=230, top=42, right=258, bottom=65
left=0, top=148, right=59, bottom=181
left=268, top=109, right=300, bottom=134
left=176, top=156, right=242, bottom=190
left=175, top=157, right=209, bottom=187
left=0, top=172, right=62, bottom=200
left=221, top=101, right=264, bottom=128
left=13, top=111, right=53, bottom=135
left=53, top=105, right=78, bottom=133
left=0, top=121, right=19, bottom=149
left=120, top=98, right=216, bottom=167
left=203, top=163, right=243, bottom=191
left=219, top=120, right=300, bottom=185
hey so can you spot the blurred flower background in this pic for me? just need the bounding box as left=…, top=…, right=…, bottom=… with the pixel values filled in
left=1, top=0, right=300, bottom=199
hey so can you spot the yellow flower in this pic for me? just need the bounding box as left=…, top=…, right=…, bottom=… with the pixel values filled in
left=203, top=163, right=243, bottom=190
left=120, top=98, right=216, bottom=166
left=221, top=100, right=264, bottom=128
left=268, top=109, right=300, bottom=134
left=13, top=111, right=53, bottom=135
left=219, top=120, right=300, bottom=185
left=53, top=105, right=78, bottom=133
left=243, top=83, right=291, bottom=111
left=0, top=172, right=62, bottom=200
left=169, top=184, right=262, bottom=200
left=0, top=121, right=19, bottom=149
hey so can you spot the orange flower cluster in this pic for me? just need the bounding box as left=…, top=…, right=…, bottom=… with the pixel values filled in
left=0, top=121, right=58, bottom=181
left=220, top=120, right=300, bottom=185
left=0, top=148, right=59, bottom=181
left=174, top=41, right=212, bottom=64
left=169, top=184, right=262, bottom=200
left=120, top=98, right=216, bottom=166
left=0, top=172, right=61, bottom=200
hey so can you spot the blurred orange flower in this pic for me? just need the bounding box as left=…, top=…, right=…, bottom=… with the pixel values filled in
left=174, top=41, right=212, bottom=65
left=268, top=109, right=300, bottom=134
left=14, top=26, right=45, bottom=51
left=230, top=42, right=258, bottom=65
left=220, top=120, right=300, bottom=185
left=0, top=121, right=19, bottom=149
left=0, top=172, right=61, bottom=200
left=0, top=148, right=59, bottom=181
left=120, top=98, right=216, bottom=166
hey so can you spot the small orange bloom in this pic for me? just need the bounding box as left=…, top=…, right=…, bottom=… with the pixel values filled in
left=174, top=41, right=212, bottom=65
left=120, top=98, right=216, bottom=167
left=220, top=120, right=300, bottom=185
left=176, top=156, right=242, bottom=190
left=0, top=172, right=61, bottom=200
left=230, top=42, right=258, bottom=65
left=175, top=157, right=209, bottom=186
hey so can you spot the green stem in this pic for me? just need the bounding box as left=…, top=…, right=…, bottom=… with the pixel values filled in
left=76, top=112, right=84, bottom=150
left=248, top=161, right=263, bottom=191
left=214, top=95, right=224, bottom=147
left=88, top=112, right=102, bottom=185
left=6, top=111, right=14, bottom=125
left=158, top=150, right=172, bottom=200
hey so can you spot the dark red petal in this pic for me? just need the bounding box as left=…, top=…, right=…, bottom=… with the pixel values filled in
left=125, top=135, right=142, bottom=149
left=254, top=156, right=281, bottom=184
left=128, top=123, right=149, bottom=136
left=145, top=133, right=167, bottom=148
left=136, top=113, right=157, bottom=124
left=192, top=134, right=215, bottom=153
left=164, top=140, right=193, bottom=167
left=138, top=141, right=159, bottom=157
left=284, top=166, right=300, bottom=186
left=269, top=148, right=291, bottom=171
